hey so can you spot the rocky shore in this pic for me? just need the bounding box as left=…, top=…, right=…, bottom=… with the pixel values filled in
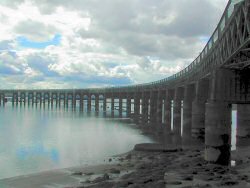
left=1, top=144, right=250, bottom=188
left=65, top=145, right=250, bottom=188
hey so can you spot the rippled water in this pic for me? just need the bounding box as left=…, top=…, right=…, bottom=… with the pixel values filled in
left=0, top=102, right=152, bottom=179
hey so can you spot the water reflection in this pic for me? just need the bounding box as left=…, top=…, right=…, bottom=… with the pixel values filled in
left=17, top=144, right=59, bottom=162
left=0, top=102, right=152, bottom=179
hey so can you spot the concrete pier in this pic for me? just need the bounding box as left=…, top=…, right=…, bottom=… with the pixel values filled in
left=156, top=90, right=163, bottom=125
left=205, top=100, right=231, bottom=165
left=237, top=104, right=250, bottom=148
left=182, top=84, right=195, bottom=148
left=173, top=87, right=184, bottom=147
left=149, top=91, right=157, bottom=125
left=142, top=92, right=149, bottom=124
left=134, top=94, right=140, bottom=123
left=111, top=96, right=114, bottom=117
left=103, top=97, right=107, bottom=113
left=191, top=79, right=209, bottom=146
left=87, top=95, right=91, bottom=112
left=126, top=96, right=131, bottom=118
left=119, top=96, right=123, bottom=117
left=163, top=89, right=174, bottom=146
left=95, top=95, right=99, bottom=112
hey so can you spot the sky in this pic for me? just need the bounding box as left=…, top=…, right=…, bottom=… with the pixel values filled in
left=0, top=0, right=228, bottom=89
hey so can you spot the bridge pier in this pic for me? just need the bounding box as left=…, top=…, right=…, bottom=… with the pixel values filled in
left=65, top=94, right=69, bottom=107
left=236, top=104, right=250, bottom=148
left=192, top=79, right=209, bottom=147
left=72, top=94, right=76, bottom=108
left=48, top=93, right=51, bottom=105
left=156, top=90, right=163, bottom=134
left=36, top=93, right=41, bottom=104
left=126, top=95, right=131, bottom=118
left=182, top=84, right=195, bottom=149
left=111, top=96, right=114, bottom=117
left=20, top=92, right=26, bottom=105
left=149, top=91, right=157, bottom=126
left=79, top=94, right=84, bottom=110
left=28, top=93, right=34, bottom=104
left=205, top=100, right=231, bottom=165
left=119, top=95, right=123, bottom=117
left=63, top=94, right=66, bottom=107
left=87, top=95, right=91, bottom=112
left=173, top=87, right=184, bottom=147
left=163, top=89, right=174, bottom=146
left=134, top=93, right=140, bottom=123
left=205, top=69, right=233, bottom=165
left=142, top=92, right=149, bottom=124
left=95, top=95, right=99, bottom=112
left=103, top=96, right=107, bottom=113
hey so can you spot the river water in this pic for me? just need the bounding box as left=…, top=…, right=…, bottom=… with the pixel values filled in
left=0, top=101, right=237, bottom=179
left=0, top=102, right=152, bottom=179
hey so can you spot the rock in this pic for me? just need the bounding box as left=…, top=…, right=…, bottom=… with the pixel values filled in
left=143, top=178, right=153, bottom=183
left=220, top=181, right=239, bottom=186
left=72, top=171, right=83, bottom=176
left=196, top=163, right=202, bottom=167
left=134, top=143, right=178, bottom=152
left=165, top=181, right=182, bottom=185
left=85, top=172, right=94, bottom=176
left=119, top=157, right=124, bottom=162
left=126, top=154, right=132, bottom=160
left=103, top=173, right=109, bottom=180
left=109, top=168, right=120, bottom=174
left=84, top=180, right=91, bottom=183
left=91, top=173, right=109, bottom=183
left=183, top=176, right=193, bottom=181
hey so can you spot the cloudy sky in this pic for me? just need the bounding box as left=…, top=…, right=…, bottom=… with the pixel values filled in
left=0, top=0, right=228, bottom=89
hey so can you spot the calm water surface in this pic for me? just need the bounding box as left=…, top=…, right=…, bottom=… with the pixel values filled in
left=0, top=102, right=152, bottom=179
left=0, top=102, right=237, bottom=179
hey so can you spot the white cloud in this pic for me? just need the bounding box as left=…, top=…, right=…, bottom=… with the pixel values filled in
left=0, top=0, right=228, bottom=89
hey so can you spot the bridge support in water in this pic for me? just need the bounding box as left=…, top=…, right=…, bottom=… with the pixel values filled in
left=182, top=84, right=195, bottom=149
left=156, top=90, right=163, bottom=134
left=205, top=101, right=231, bottom=165
left=163, top=89, right=174, bottom=146
left=142, top=92, right=149, bottom=124
left=192, top=79, right=209, bottom=147
left=205, top=69, right=233, bottom=166
left=173, top=87, right=184, bottom=148
left=126, top=95, right=131, bottom=118
left=237, top=104, right=250, bottom=148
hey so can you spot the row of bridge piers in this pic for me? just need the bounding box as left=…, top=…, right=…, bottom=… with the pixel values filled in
left=1, top=69, right=250, bottom=166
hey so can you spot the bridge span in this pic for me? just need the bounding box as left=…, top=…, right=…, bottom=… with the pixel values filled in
left=0, top=0, right=250, bottom=165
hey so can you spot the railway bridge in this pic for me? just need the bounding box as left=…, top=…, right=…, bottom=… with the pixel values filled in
left=0, top=0, right=250, bottom=165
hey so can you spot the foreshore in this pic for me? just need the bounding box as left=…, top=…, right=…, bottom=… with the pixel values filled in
left=1, top=124, right=250, bottom=188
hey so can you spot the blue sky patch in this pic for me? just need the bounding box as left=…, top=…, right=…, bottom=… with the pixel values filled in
left=16, top=34, right=61, bottom=49
left=199, top=36, right=210, bottom=43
